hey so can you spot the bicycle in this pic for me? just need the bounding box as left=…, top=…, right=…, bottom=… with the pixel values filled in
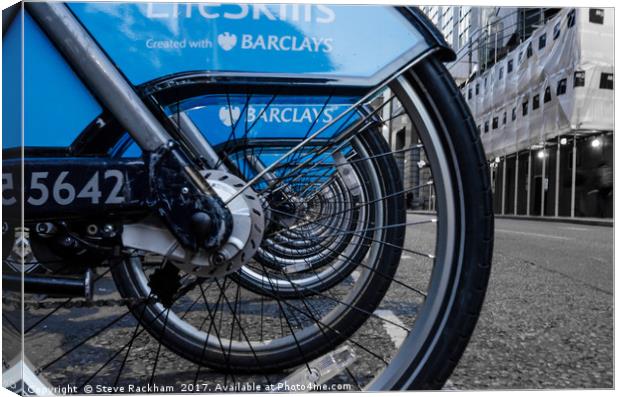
left=2, top=2, right=493, bottom=391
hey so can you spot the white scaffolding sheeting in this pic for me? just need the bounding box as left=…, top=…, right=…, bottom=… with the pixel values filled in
left=463, top=8, right=614, bottom=159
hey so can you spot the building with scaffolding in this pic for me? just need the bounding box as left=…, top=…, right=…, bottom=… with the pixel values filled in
left=396, top=6, right=614, bottom=219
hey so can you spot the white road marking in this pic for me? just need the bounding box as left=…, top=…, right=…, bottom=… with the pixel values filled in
left=401, top=255, right=414, bottom=260
left=444, top=379, right=458, bottom=390
left=374, top=309, right=407, bottom=347
left=496, top=229, right=574, bottom=241
left=560, top=226, right=590, bottom=231
left=374, top=309, right=459, bottom=390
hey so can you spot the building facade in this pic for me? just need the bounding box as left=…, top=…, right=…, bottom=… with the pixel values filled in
left=388, top=6, right=614, bottom=219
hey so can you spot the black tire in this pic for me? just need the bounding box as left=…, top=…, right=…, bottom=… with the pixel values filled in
left=390, top=58, right=494, bottom=389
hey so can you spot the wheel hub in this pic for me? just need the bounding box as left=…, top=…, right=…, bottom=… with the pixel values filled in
left=122, top=170, right=265, bottom=278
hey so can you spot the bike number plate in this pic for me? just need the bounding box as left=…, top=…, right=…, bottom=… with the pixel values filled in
left=2, top=157, right=149, bottom=221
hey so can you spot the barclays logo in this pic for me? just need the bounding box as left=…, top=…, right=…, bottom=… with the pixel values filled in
left=217, top=32, right=237, bottom=51
left=217, top=105, right=338, bottom=127
left=218, top=106, right=241, bottom=127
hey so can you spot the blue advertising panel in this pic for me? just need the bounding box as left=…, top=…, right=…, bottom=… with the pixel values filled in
left=2, top=10, right=22, bottom=149
left=181, top=94, right=357, bottom=183
left=176, top=94, right=360, bottom=146
left=2, top=11, right=102, bottom=149
left=120, top=94, right=359, bottom=165
left=69, top=2, right=428, bottom=86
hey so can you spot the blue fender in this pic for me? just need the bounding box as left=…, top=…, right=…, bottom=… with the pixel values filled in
left=3, top=3, right=454, bottom=149
left=399, top=7, right=456, bottom=62
left=69, top=2, right=453, bottom=87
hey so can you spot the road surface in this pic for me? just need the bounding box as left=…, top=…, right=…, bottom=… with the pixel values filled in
left=3, top=216, right=612, bottom=391
left=450, top=217, right=613, bottom=389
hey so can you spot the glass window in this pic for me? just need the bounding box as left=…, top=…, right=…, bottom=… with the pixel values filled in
left=538, top=33, right=546, bottom=50
left=522, top=100, right=528, bottom=116
left=442, top=6, right=454, bottom=42
left=568, top=9, right=576, bottom=28
left=458, top=6, right=471, bottom=48
left=544, top=86, right=552, bottom=102
left=589, top=9, right=604, bottom=24
left=574, top=71, right=586, bottom=87
left=600, top=73, right=613, bottom=89
left=533, top=94, right=540, bottom=110
left=556, top=78, right=567, bottom=95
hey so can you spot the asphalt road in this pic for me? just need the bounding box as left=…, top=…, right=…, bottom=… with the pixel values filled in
left=3, top=215, right=613, bottom=391
left=449, top=217, right=613, bottom=389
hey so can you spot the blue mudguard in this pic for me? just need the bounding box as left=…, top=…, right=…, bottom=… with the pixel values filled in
left=69, top=2, right=453, bottom=86
left=3, top=3, right=454, bottom=149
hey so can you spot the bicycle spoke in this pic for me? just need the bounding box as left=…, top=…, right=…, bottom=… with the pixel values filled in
left=251, top=263, right=390, bottom=366
left=193, top=279, right=234, bottom=384
left=38, top=311, right=132, bottom=373
left=113, top=292, right=154, bottom=387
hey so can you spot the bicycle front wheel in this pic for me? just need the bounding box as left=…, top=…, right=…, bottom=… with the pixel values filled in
left=109, top=56, right=493, bottom=390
